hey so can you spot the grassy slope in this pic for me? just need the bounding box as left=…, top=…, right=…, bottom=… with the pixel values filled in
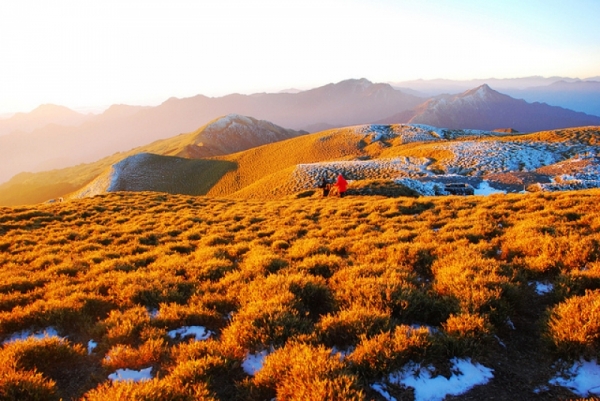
left=3, top=125, right=599, bottom=206
left=0, top=116, right=304, bottom=206
left=206, top=127, right=372, bottom=197
left=1, top=190, right=599, bottom=399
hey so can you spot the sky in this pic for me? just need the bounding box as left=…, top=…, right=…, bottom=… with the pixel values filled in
left=1, top=0, right=599, bottom=115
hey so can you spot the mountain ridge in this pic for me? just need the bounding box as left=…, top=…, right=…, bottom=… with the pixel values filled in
left=0, top=79, right=422, bottom=184
left=379, top=85, right=600, bottom=132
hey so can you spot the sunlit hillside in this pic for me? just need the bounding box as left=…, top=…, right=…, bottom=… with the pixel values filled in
left=1, top=190, right=600, bottom=399
left=0, top=115, right=305, bottom=206
left=3, top=124, right=600, bottom=206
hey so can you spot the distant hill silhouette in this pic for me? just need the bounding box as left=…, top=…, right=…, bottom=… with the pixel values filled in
left=391, top=77, right=600, bottom=116
left=0, top=104, right=91, bottom=136
left=510, top=80, right=600, bottom=117
left=378, top=85, right=600, bottom=132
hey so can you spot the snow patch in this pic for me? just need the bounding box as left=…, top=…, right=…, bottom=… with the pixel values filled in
left=242, top=350, right=270, bottom=376
left=549, top=359, right=600, bottom=397
left=395, top=178, right=448, bottom=196
left=109, top=367, right=153, bottom=382
left=3, top=327, right=63, bottom=344
left=87, top=340, right=97, bottom=355
left=531, top=281, right=554, bottom=295
left=372, top=358, right=494, bottom=401
left=167, top=326, right=211, bottom=341
left=474, top=181, right=506, bottom=196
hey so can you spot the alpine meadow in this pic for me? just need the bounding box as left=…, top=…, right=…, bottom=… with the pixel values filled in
left=1, top=189, right=600, bottom=400
left=2, top=53, right=600, bottom=401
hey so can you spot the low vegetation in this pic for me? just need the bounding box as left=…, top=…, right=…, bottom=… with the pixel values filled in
left=1, top=189, right=600, bottom=399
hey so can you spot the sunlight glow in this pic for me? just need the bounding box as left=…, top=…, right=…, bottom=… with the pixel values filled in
left=1, top=0, right=598, bottom=113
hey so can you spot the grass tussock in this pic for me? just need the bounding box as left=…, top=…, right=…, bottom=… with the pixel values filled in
left=1, top=189, right=600, bottom=398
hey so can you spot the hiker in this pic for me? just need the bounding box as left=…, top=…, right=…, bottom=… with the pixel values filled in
left=332, top=174, right=347, bottom=197
left=319, top=177, right=331, bottom=197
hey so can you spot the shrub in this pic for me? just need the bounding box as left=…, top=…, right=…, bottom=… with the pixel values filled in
left=1, top=336, right=85, bottom=372
left=347, top=325, right=431, bottom=378
left=317, top=306, right=391, bottom=348
left=98, top=306, right=151, bottom=346
left=164, top=355, right=242, bottom=400
left=81, top=377, right=217, bottom=401
left=288, top=238, right=329, bottom=259
left=250, top=342, right=364, bottom=401
left=0, top=368, right=58, bottom=401
left=239, top=246, right=288, bottom=276
left=547, top=289, right=600, bottom=357
left=298, top=254, right=344, bottom=278
left=441, top=313, right=493, bottom=356
left=103, top=338, right=166, bottom=371
left=432, top=246, right=509, bottom=317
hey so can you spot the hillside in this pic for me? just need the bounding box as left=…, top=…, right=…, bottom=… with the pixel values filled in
left=1, top=190, right=599, bottom=399
left=150, top=125, right=600, bottom=199
left=4, top=123, right=600, bottom=206
left=0, top=115, right=305, bottom=205
left=379, top=85, right=600, bottom=132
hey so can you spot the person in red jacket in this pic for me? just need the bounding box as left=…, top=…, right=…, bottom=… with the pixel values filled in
left=333, top=174, right=347, bottom=197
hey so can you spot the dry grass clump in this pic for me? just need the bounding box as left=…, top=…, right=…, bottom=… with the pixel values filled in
left=317, top=306, right=391, bottom=348
left=102, top=338, right=166, bottom=371
left=432, top=246, right=510, bottom=318
left=81, top=376, right=217, bottom=401
left=441, top=313, right=493, bottom=355
left=249, top=341, right=364, bottom=401
left=347, top=325, right=432, bottom=378
left=547, top=289, right=600, bottom=357
left=0, top=336, right=87, bottom=400
left=2, top=189, right=600, bottom=398
left=0, top=368, right=58, bottom=401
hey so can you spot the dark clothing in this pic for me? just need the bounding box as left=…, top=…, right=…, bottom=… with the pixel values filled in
left=319, top=179, right=331, bottom=197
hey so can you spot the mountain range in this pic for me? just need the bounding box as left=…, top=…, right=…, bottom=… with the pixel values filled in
left=2, top=110, right=600, bottom=206
left=379, top=84, right=600, bottom=132
left=392, top=77, right=600, bottom=116
left=1, top=78, right=600, bottom=189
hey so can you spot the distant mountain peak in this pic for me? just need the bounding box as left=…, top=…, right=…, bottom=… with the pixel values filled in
left=204, top=114, right=254, bottom=132
left=29, top=104, right=80, bottom=117
left=460, top=84, right=498, bottom=99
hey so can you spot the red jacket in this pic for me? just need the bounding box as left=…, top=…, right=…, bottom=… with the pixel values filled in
left=335, top=174, right=347, bottom=192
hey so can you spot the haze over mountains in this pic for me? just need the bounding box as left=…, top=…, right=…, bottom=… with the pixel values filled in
left=392, top=76, right=600, bottom=116
left=1, top=77, right=600, bottom=188
left=379, top=84, right=600, bottom=132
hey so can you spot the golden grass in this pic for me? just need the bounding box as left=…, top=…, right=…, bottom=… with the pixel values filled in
left=1, top=189, right=600, bottom=398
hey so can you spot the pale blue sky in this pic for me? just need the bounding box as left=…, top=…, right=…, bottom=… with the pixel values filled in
left=1, top=0, right=598, bottom=114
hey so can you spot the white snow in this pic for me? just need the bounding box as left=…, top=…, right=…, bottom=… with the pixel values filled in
left=549, top=358, right=600, bottom=397
left=167, top=326, right=211, bottom=341
left=395, top=178, right=448, bottom=196
left=474, top=181, right=506, bottom=196
left=87, top=340, right=98, bottom=354
left=291, top=156, right=430, bottom=193
left=532, top=281, right=554, bottom=295
left=242, top=350, right=270, bottom=376
left=372, top=358, right=494, bottom=401
left=108, top=367, right=153, bottom=382
left=3, top=327, right=63, bottom=344
left=431, top=141, right=567, bottom=175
